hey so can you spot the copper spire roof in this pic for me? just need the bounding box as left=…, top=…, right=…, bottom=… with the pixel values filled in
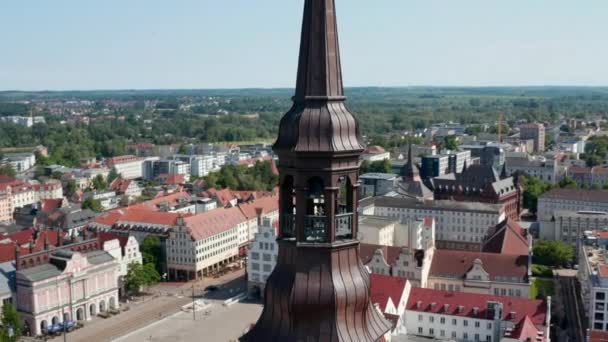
left=273, top=0, right=364, bottom=155
left=294, top=0, right=344, bottom=101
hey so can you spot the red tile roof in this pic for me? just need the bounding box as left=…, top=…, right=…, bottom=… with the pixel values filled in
left=107, top=155, right=143, bottom=165
left=360, top=243, right=405, bottom=266
left=430, top=249, right=528, bottom=281
left=98, top=231, right=130, bottom=256
left=93, top=208, right=184, bottom=227
left=590, top=330, right=608, bottom=342
left=365, top=145, right=386, bottom=154
left=155, top=174, right=186, bottom=185
left=370, top=273, right=408, bottom=312
left=184, top=207, right=246, bottom=241
left=130, top=191, right=191, bottom=211
left=599, top=265, right=608, bottom=278
left=202, top=188, right=237, bottom=207
left=482, top=219, right=529, bottom=256
left=508, top=315, right=543, bottom=341
left=110, top=178, right=133, bottom=194
left=406, top=288, right=547, bottom=325
left=238, top=195, right=278, bottom=220
left=41, top=199, right=64, bottom=213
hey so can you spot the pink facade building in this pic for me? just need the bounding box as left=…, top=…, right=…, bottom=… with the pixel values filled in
left=16, top=249, right=119, bottom=336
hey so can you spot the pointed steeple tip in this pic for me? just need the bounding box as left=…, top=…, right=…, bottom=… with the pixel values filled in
left=294, top=0, right=344, bottom=102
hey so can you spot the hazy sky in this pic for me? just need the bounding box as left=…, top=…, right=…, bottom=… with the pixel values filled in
left=1, top=0, right=607, bottom=90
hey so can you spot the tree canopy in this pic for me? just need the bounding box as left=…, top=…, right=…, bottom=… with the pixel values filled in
left=203, top=160, right=278, bottom=191
left=91, top=174, right=108, bottom=190
left=1, top=303, right=22, bottom=342
left=0, top=164, right=16, bottom=178
left=124, top=262, right=161, bottom=295
left=360, top=159, right=392, bottom=174
left=81, top=198, right=103, bottom=212
left=140, top=235, right=162, bottom=274
left=521, top=176, right=553, bottom=213
left=533, top=240, right=574, bottom=267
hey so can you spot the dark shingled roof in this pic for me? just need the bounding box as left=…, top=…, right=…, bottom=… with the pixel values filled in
left=540, top=188, right=608, bottom=202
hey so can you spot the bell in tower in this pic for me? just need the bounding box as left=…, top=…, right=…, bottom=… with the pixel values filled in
left=240, top=0, right=392, bottom=341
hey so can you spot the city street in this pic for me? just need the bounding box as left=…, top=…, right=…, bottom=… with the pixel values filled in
left=47, top=269, right=247, bottom=342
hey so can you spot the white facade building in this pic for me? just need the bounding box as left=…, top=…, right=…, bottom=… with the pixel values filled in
left=107, top=155, right=145, bottom=180
left=579, top=244, right=608, bottom=332
left=2, top=153, right=36, bottom=172
left=247, top=218, right=277, bottom=297
left=364, top=196, right=505, bottom=245
left=404, top=288, right=550, bottom=341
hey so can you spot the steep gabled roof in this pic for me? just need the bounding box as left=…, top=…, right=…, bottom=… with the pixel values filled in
left=430, top=249, right=528, bottom=281
left=238, top=195, right=279, bottom=220
left=508, top=315, right=543, bottom=341
left=360, top=243, right=405, bottom=266
left=482, top=219, right=529, bottom=255
left=370, top=273, right=408, bottom=312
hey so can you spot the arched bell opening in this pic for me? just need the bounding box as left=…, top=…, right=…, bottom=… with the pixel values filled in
left=303, top=177, right=327, bottom=242
left=279, top=175, right=296, bottom=239
left=335, top=175, right=355, bottom=240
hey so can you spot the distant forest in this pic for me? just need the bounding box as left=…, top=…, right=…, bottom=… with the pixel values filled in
left=1, top=87, right=608, bottom=166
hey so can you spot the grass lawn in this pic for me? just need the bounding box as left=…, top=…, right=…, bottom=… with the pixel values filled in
left=530, top=278, right=555, bottom=299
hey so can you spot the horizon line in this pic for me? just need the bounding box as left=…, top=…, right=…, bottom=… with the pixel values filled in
left=2, top=84, right=608, bottom=93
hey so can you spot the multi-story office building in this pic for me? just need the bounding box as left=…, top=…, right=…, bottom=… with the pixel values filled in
left=106, top=155, right=145, bottom=180
left=445, top=150, right=472, bottom=174
left=505, top=152, right=561, bottom=184
left=538, top=189, right=608, bottom=223
left=360, top=173, right=397, bottom=198
left=404, top=288, right=550, bottom=341
left=421, top=155, right=450, bottom=179
left=363, top=196, right=505, bottom=247
left=541, top=210, right=608, bottom=254
left=1, top=152, right=36, bottom=172
left=579, top=244, right=608, bottom=331
left=519, top=123, right=545, bottom=153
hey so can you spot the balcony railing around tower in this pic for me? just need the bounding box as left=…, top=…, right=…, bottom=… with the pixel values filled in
left=335, top=213, right=354, bottom=240
left=281, top=212, right=354, bottom=242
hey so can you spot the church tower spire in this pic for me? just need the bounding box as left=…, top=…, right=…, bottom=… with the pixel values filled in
left=241, top=1, right=391, bottom=341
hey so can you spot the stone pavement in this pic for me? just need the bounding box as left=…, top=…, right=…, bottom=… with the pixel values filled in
left=47, top=269, right=247, bottom=342
left=116, top=301, right=263, bottom=342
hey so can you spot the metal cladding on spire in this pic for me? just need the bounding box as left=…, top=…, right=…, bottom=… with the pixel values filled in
left=294, top=0, right=344, bottom=101
left=242, top=1, right=391, bottom=341
left=274, top=0, right=364, bottom=155
left=402, top=140, right=418, bottom=180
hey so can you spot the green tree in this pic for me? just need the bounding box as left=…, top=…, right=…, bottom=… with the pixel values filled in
left=81, top=198, right=103, bottom=212
left=92, top=174, right=108, bottom=190
left=107, top=168, right=120, bottom=184
left=0, top=164, right=16, bottom=178
left=558, top=177, right=578, bottom=189
left=65, top=179, right=78, bottom=197
left=140, top=235, right=162, bottom=273
left=1, top=303, right=22, bottom=342
left=51, top=171, right=64, bottom=180
left=443, top=135, right=460, bottom=151
left=360, top=159, right=392, bottom=174
left=124, top=262, right=161, bottom=295
left=533, top=240, right=574, bottom=267
left=521, top=176, right=552, bottom=213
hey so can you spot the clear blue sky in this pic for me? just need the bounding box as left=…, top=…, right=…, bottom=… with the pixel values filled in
left=1, top=0, right=607, bottom=91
